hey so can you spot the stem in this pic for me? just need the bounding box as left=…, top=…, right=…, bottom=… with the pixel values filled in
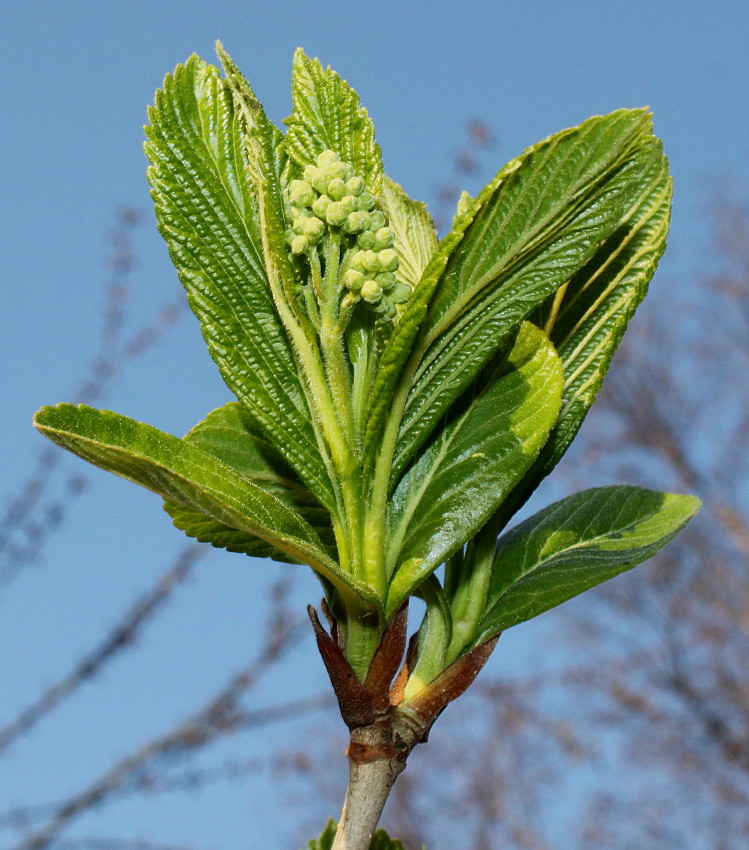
left=331, top=725, right=411, bottom=850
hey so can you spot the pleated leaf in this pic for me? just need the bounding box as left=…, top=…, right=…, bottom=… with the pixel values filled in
left=285, top=49, right=383, bottom=194
left=381, top=177, right=438, bottom=292
left=475, top=486, right=700, bottom=643
left=362, top=180, right=485, bottom=467
left=392, top=109, right=655, bottom=481
left=34, top=405, right=375, bottom=605
left=530, top=136, right=672, bottom=475
left=164, top=403, right=335, bottom=563
left=144, top=56, right=334, bottom=510
left=386, top=322, right=563, bottom=614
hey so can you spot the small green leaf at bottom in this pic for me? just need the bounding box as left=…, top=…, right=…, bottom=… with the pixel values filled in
left=305, top=819, right=409, bottom=850
left=474, top=485, right=700, bottom=645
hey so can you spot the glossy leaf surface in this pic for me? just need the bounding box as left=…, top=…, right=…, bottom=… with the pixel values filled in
left=392, top=110, right=655, bottom=480
left=475, top=486, right=700, bottom=643
left=386, top=322, right=564, bottom=613
left=164, top=403, right=335, bottom=562
left=34, top=405, right=375, bottom=604
left=144, top=57, right=334, bottom=509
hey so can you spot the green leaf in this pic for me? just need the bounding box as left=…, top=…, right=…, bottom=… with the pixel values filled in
left=392, top=109, right=656, bottom=480
left=305, top=820, right=408, bottom=850
left=529, top=136, right=672, bottom=476
left=144, top=56, right=334, bottom=510
left=163, top=403, right=335, bottom=563
left=475, top=486, right=700, bottom=643
left=306, top=819, right=337, bottom=850
left=381, top=177, right=438, bottom=292
left=285, top=49, right=383, bottom=194
left=362, top=177, right=484, bottom=467
left=34, top=405, right=376, bottom=606
left=386, top=322, right=563, bottom=613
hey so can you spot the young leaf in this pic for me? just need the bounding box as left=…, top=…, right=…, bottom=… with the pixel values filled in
left=285, top=49, right=383, bottom=194
left=381, top=177, right=438, bottom=292
left=465, top=138, right=673, bottom=556
left=144, top=56, right=334, bottom=510
left=386, top=322, right=563, bottom=614
left=529, top=136, right=672, bottom=476
left=163, top=403, right=335, bottom=562
left=362, top=177, right=485, bottom=467
left=474, top=486, right=700, bottom=644
left=305, top=820, right=408, bottom=850
left=392, top=110, right=656, bottom=480
left=34, top=405, right=376, bottom=607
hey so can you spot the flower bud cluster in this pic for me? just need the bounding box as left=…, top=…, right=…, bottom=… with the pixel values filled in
left=285, top=150, right=411, bottom=321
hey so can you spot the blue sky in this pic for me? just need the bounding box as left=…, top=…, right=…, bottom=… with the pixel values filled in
left=1, top=1, right=748, bottom=847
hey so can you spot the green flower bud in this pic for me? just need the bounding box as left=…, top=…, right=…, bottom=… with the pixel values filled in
left=325, top=202, right=348, bottom=227
left=346, top=176, right=365, bottom=196
left=343, top=211, right=366, bottom=234
left=312, top=195, right=332, bottom=218
left=389, top=281, right=412, bottom=304
left=308, top=167, right=330, bottom=194
left=300, top=217, right=325, bottom=241
left=317, top=150, right=340, bottom=167
left=328, top=161, right=349, bottom=181
left=290, top=235, right=309, bottom=255
left=361, top=279, right=383, bottom=303
left=340, top=195, right=358, bottom=216
left=358, top=192, right=375, bottom=211
left=372, top=227, right=395, bottom=250
left=357, top=230, right=376, bottom=250
left=289, top=180, right=315, bottom=207
left=377, top=249, right=399, bottom=272
left=375, top=271, right=397, bottom=290
left=343, top=269, right=365, bottom=292
left=360, top=250, right=381, bottom=273
left=369, top=210, right=386, bottom=230
left=327, top=178, right=346, bottom=201
left=374, top=298, right=397, bottom=321
left=303, top=164, right=318, bottom=182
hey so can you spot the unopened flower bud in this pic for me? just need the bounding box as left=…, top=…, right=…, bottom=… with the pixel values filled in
left=375, top=271, right=397, bottom=290
left=369, top=210, right=386, bottom=230
left=358, top=192, right=375, bottom=211
left=300, top=217, right=325, bottom=241
left=327, top=177, right=346, bottom=201
left=317, top=150, right=340, bottom=167
left=289, top=180, right=315, bottom=207
left=361, top=279, right=383, bottom=303
left=343, top=211, right=366, bottom=234
left=374, top=298, right=397, bottom=321
left=308, top=167, right=330, bottom=194
left=290, top=235, right=309, bottom=255
left=389, top=281, right=412, bottom=304
left=357, top=230, right=376, bottom=250
left=360, top=250, right=381, bottom=273
left=373, top=227, right=395, bottom=250
left=328, top=161, right=348, bottom=181
left=343, top=269, right=365, bottom=292
left=325, top=202, right=348, bottom=227
left=312, top=195, right=331, bottom=218
left=346, top=176, right=365, bottom=196
left=377, top=249, right=399, bottom=272
left=340, top=195, right=358, bottom=216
